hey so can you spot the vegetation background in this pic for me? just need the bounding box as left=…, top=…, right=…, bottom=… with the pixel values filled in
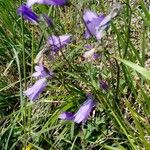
left=0, top=0, right=150, bottom=149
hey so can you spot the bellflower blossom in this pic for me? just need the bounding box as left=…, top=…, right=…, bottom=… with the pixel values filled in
left=83, top=3, right=122, bottom=40
left=34, top=34, right=71, bottom=63
left=59, top=94, right=96, bottom=124
left=26, top=0, right=68, bottom=7
left=24, top=65, right=53, bottom=101
left=48, top=34, right=72, bottom=53
left=24, top=78, right=47, bottom=101
left=32, top=65, right=54, bottom=78
left=83, top=10, right=106, bottom=39
left=17, top=4, right=39, bottom=23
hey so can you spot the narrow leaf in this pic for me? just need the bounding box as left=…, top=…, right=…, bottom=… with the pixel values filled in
left=118, top=58, right=150, bottom=80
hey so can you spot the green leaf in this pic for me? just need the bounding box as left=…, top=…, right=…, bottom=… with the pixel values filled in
left=139, top=0, right=150, bottom=21
left=104, top=145, right=126, bottom=150
left=117, top=58, right=150, bottom=80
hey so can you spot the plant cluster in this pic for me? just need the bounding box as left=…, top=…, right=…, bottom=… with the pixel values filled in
left=0, top=0, right=150, bottom=149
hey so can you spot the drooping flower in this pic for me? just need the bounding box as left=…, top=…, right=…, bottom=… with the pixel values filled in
left=32, top=65, right=54, bottom=78
left=24, top=78, right=47, bottom=101
left=34, top=34, right=72, bottom=62
left=26, top=0, right=68, bottom=7
left=83, top=10, right=106, bottom=40
left=73, top=95, right=95, bottom=123
left=42, top=14, right=53, bottom=27
left=83, top=3, right=122, bottom=40
left=59, top=94, right=95, bottom=124
left=17, top=4, right=39, bottom=23
left=48, top=34, right=72, bottom=53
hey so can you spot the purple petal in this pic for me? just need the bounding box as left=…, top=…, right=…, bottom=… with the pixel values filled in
left=32, top=72, right=42, bottom=78
left=24, top=78, right=47, bottom=101
left=59, top=112, right=74, bottom=120
left=32, top=65, right=54, bottom=78
left=84, top=44, right=93, bottom=50
left=59, top=35, right=72, bottom=44
left=17, top=4, right=39, bottom=23
left=93, top=53, right=100, bottom=60
left=84, top=30, right=91, bottom=39
left=59, top=95, right=96, bottom=124
left=83, top=4, right=122, bottom=40
left=35, top=65, right=44, bottom=72
left=48, top=34, right=72, bottom=52
left=27, top=0, right=68, bottom=7
left=83, top=10, right=105, bottom=39
left=86, top=16, right=105, bottom=39
left=73, top=95, right=95, bottom=123
left=83, top=10, right=98, bottom=24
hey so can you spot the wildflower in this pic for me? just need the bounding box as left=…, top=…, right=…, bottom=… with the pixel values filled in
left=74, top=95, right=95, bottom=123
left=17, top=4, right=39, bottom=23
left=83, top=3, right=122, bottom=40
left=42, top=14, right=53, bottom=27
left=32, top=65, right=54, bottom=78
left=24, top=78, right=47, bottom=101
left=26, top=0, right=68, bottom=7
left=59, top=94, right=95, bottom=124
left=34, top=34, right=72, bottom=63
left=83, top=10, right=106, bottom=39
left=24, top=65, right=53, bottom=101
left=48, top=34, right=72, bottom=53
left=100, top=80, right=109, bottom=91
